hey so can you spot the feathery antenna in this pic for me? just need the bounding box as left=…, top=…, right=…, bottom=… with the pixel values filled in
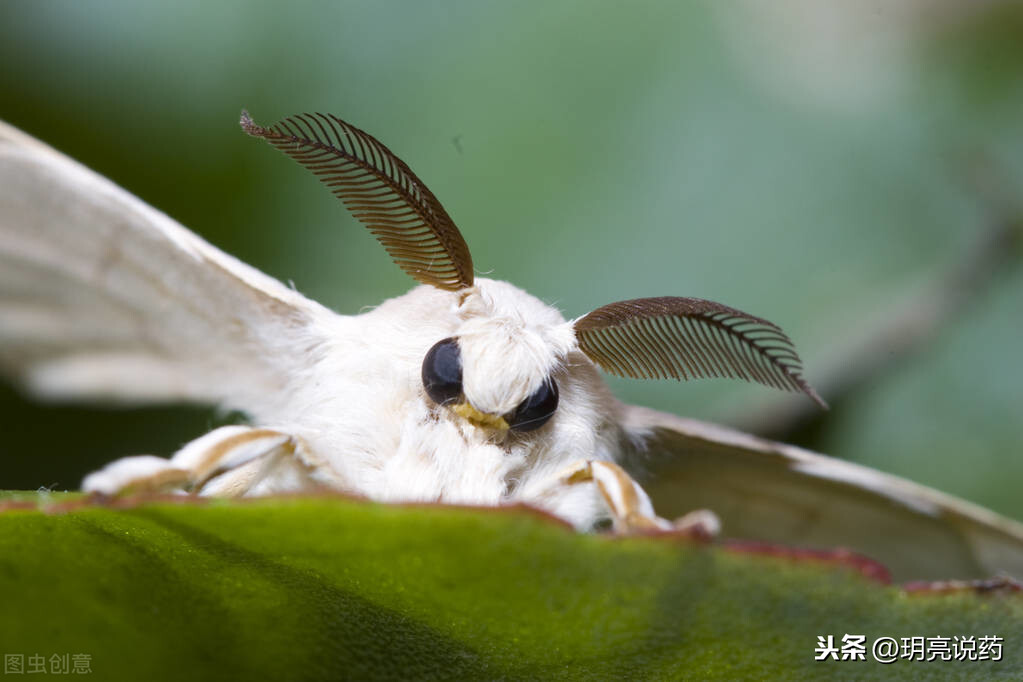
left=241, top=110, right=474, bottom=291
left=575, top=297, right=827, bottom=408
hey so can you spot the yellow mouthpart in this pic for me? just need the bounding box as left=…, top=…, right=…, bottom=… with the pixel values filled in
left=453, top=402, right=510, bottom=431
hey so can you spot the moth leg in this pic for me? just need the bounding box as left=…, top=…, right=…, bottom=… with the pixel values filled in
left=672, top=508, right=721, bottom=540
left=558, top=460, right=720, bottom=537
left=82, top=425, right=312, bottom=497
left=80, top=455, right=192, bottom=496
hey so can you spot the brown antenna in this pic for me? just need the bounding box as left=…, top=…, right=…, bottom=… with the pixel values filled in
left=575, top=297, right=827, bottom=408
left=241, top=111, right=474, bottom=291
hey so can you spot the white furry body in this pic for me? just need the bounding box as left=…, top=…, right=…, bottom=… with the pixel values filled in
left=237, top=281, right=630, bottom=527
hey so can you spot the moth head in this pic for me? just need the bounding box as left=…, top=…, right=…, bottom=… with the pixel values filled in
left=241, top=109, right=828, bottom=432
left=422, top=280, right=575, bottom=433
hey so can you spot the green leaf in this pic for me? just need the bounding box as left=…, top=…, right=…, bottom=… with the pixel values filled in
left=1, top=494, right=1020, bottom=680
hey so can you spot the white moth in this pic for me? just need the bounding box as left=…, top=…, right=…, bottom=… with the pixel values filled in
left=4, top=111, right=1023, bottom=575
left=0, top=110, right=825, bottom=532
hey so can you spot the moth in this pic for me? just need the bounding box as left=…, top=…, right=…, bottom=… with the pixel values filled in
left=4, top=112, right=1023, bottom=574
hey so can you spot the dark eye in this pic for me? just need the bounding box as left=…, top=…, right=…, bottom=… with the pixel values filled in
left=422, top=337, right=463, bottom=406
left=508, top=378, right=559, bottom=432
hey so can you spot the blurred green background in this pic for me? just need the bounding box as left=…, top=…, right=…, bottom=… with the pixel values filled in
left=1, top=2, right=1021, bottom=519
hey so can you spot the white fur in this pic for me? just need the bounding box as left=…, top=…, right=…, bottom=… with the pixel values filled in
left=252, top=280, right=629, bottom=527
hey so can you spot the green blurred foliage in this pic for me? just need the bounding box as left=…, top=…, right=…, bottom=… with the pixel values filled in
left=0, top=2, right=1021, bottom=519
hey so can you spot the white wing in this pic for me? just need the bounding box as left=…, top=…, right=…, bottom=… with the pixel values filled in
left=0, top=119, right=330, bottom=410
left=622, top=405, right=1023, bottom=581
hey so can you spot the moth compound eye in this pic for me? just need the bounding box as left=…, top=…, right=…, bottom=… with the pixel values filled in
left=508, top=378, right=559, bottom=432
left=422, top=337, right=463, bottom=406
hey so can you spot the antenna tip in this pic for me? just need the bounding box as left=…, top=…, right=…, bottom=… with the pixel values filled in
left=239, top=109, right=261, bottom=137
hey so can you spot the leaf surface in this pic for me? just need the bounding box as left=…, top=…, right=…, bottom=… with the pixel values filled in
left=1, top=494, right=1020, bottom=680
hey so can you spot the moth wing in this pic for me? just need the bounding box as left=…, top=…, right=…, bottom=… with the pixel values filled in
left=0, top=119, right=330, bottom=410
left=622, top=404, right=1023, bottom=581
